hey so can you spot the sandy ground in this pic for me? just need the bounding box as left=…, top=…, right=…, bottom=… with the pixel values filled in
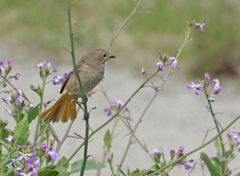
left=1, top=41, right=240, bottom=176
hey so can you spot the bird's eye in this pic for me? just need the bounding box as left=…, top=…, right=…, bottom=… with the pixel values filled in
left=102, top=53, right=107, bottom=57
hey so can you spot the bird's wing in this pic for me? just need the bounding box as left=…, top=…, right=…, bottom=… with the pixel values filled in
left=60, top=71, right=74, bottom=94
left=60, top=62, right=85, bottom=94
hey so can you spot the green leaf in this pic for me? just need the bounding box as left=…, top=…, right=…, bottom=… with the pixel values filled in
left=212, top=157, right=223, bottom=174
left=56, top=156, right=69, bottom=169
left=27, top=104, right=40, bottom=124
left=103, top=129, right=111, bottom=149
left=0, top=128, right=9, bottom=141
left=54, top=166, right=69, bottom=176
left=71, top=160, right=106, bottom=173
left=40, top=71, right=46, bottom=81
left=215, top=137, right=221, bottom=152
left=30, top=84, right=42, bottom=97
left=216, top=154, right=228, bottom=162
left=200, top=152, right=221, bottom=176
left=13, top=119, right=29, bottom=146
left=234, top=173, right=240, bottom=176
left=38, top=169, right=58, bottom=176
left=2, top=151, right=19, bottom=169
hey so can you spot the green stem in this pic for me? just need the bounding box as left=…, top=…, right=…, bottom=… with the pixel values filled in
left=148, top=115, right=240, bottom=176
left=204, top=89, right=226, bottom=173
left=67, top=1, right=89, bottom=175
left=106, top=0, right=143, bottom=51
left=116, top=27, right=192, bottom=172
left=64, top=70, right=159, bottom=166
left=34, top=76, right=46, bottom=142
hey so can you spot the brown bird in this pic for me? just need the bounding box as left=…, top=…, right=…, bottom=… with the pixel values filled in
left=41, top=49, right=116, bottom=123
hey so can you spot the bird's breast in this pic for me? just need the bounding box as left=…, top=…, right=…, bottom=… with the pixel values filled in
left=66, top=64, right=104, bottom=98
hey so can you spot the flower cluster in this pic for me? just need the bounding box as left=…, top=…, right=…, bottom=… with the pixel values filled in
left=147, top=148, right=162, bottom=157
left=0, top=87, right=33, bottom=116
left=53, top=71, right=68, bottom=85
left=5, top=136, right=60, bottom=176
left=167, top=146, right=194, bottom=170
left=0, top=60, right=21, bottom=88
left=227, top=127, right=240, bottom=151
left=104, top=98, right=131, bottom=119
left=187, top=72, right=222, bottom=100
left=0, top=60, right=13, bottom=75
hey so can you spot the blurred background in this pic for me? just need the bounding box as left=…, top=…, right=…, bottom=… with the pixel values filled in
left=1, top=0, right=240, bottom=175
left=0, top=0, right=240, bottom=76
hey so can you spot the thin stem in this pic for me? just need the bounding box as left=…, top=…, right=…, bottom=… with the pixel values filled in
left=117, top=91, right=159, bottom=172
left=67, top=1, right=89, bottom=175
left=148, top=115, right=240, bottom=176
left=64, top=70, right=159, bottom=166
left=117, top=26, right=192, bottom=172
left=50, top=120, right=75, bottom=165
left=204, top=89, right=226, bottom=173
left=0, top=74, right=32, bottom=104
left=34, top=76, right=46, bottom=142
left=106, top=0, right=143, bottom=51
left=99, top=83, right=148, bottom=153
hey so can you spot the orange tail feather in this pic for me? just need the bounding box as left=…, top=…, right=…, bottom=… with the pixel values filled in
left=41, top=94, right=76, bottom=123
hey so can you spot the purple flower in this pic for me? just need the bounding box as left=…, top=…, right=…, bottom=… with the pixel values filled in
left=16, top=151, right=34, bottom=161
left=104, top=106, right=115, bottom=116
left=5, top=135, right=13, bottom=142
left=19, top=170, right=37, bottom=176
left=179, top=146, right=184, bottom=153
left=147, top=148, right=162, bottom=157
left=53, top=75, right=63, bottom=85
left=155, top=60, right=165, bottom=71
left=63, top=71, right=68, bottom=77
left=34, top=61, right=46, bottom=68
left=199, top=159, right=205, bottom=170
left=152, top=85, right=163, bottom=92
left=214, top=87, right=222, bottom=95
left=141, top=67, right=145, bottom=75
left=113, top=98, right=131, bottom=119
left=213, top=79, right=221, bottom=90
left=169, top=57, right=179, bottom=70
left=16, top=144, right=33, bottom=150
left=0, top=61, right=3, bottom=66
left=28, top=103, right=34, bottom=111
left=0, top=67, right=6, bottom=75
left=46, top=62, right=57, bottom=74
left=48, top=148, right=60, bottom=160
left=192, top=22, right=205, bottom=32
left=8, top=60, right=13, bottom=66
left=160, top=74, right=167, bottom=81
left=13, top=87, right=23, bottom=96
left=208, top=94, right=215, bottom=102
left=187, top=82, right=204, bottom=95
left=9, top=72, right=20, bottom=80
left=204, top=72, right=210, bottom=82
left=6, top=108, right=12, bottom=116
left=42, top=143, right=48, bottom=150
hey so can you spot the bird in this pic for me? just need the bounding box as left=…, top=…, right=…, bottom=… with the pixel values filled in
left=40, top=49, right=116, bottom=123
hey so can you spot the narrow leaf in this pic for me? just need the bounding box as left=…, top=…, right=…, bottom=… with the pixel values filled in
left=103, top=129, right=111, bottom=149
left=200, top=152, right=221, bottom=176
left=13, top=119, right=29, bottom=146
left=30, top=84, right=42, bottom=97
left=214, top=137, right=221, bottom=152
left=27, top=104, right=40, bottom=124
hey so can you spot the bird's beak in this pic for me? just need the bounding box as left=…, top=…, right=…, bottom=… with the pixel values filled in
left=109, top=55, right=116, bottom=58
